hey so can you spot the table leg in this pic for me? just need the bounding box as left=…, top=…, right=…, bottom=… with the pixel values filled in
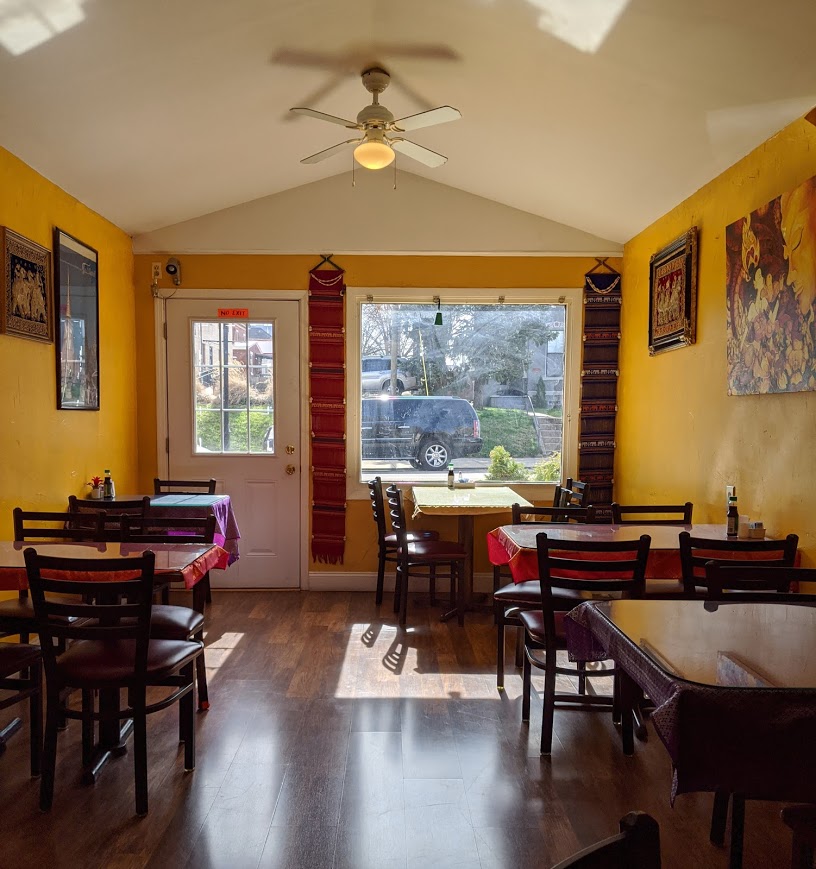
left=440, top=516, right=475, bottom=623
left=192, top=576, right=208, bottom=614
left=83, top=688, right=133, bottom=785
left=0, top=717, right=23, bottom=752
left=619, top=669, right=636, bottom=756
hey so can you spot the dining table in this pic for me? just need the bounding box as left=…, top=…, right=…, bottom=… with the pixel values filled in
left=0, top=540, right=229, bottom=779
left=101, top=493, right=241, bottom=564
left=566, top=598, right=816, bottom=868
left=410, top=485, right=531, bottom=620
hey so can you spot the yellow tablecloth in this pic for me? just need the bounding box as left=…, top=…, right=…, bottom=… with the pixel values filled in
left=410, top=485, right=531, bottom=517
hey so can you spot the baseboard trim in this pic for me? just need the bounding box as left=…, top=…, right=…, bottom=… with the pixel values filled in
left=306, top=571, right=495, bottom=593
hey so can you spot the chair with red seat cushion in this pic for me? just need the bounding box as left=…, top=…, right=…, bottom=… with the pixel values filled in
left=385, top=485, right=467, bottom=626
left=521, top=531, right=650, bottom=755
left=119, top=514, right=215, bottom=709
left=368, top=477, right=439, bottom=606
left=24, top=548, right=201, bottom=816
left=494, top=504, right=596, bottom=691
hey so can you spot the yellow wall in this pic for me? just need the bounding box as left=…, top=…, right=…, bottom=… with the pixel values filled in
left=133, top=254, right=619, bottom=574
left=0, top=147, right=138, bottom=535
left=617, top=117, right=816, bottom=563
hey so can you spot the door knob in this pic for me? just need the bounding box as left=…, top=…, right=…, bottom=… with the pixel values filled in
left=286, top=464, right=296, bottom=475
left=286, top=444, right=295, bottom=454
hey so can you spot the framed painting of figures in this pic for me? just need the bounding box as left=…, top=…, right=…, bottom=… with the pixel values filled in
left=726, top=174, right=816, bottom=394
left=648, top=228, right=698, bottom=355
left=1, top=227, right=53, bottom=342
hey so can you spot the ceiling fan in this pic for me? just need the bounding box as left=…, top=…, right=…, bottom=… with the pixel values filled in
left=291, top=67, right=461, bottom=170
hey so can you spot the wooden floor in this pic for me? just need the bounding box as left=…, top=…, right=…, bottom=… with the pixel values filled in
left=0, top=591, right=793, bottom=868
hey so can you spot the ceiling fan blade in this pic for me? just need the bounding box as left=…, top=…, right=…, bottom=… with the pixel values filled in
left=271, top=49, right=342, bottom=69
left=367, top=43, right=460, bottom=61
left=300, top=139, right=361, bottom=165
left=289, top=107, right=360, bottom=128
left=391, top=106, right=462, bottom=132
left=283, top=74, right=347, bottom=122
left=391, top=139, right=447, bottom=168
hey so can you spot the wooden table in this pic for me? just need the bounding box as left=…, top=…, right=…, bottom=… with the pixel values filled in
left=410, top=486, right=531, bottom=620
left=567, top=599, right=816, bottom=868
left=101, top=494, right=241, bottom=564
left=0, top=541, right=227, bottom=776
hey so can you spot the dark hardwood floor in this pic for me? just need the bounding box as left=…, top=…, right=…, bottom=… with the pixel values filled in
left=0, top=591, right=793, bottom=868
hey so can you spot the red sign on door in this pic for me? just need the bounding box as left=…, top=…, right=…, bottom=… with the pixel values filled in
left=218, top=308, right=249, bottom=318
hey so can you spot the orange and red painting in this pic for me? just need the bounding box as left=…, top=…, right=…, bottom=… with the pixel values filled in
left=726, top=174, right=816, bottom=394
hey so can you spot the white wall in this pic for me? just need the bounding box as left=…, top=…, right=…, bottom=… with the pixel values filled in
left=132, top=170, right=621, bottom=256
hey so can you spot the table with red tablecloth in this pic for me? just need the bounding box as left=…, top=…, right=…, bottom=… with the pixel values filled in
left=487, top=523, right=790, bottom=589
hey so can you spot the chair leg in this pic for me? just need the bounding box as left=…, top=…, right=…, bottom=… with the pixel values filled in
left=133, top=696, right=148, bottom=816
left=577, top=660, right=587, bottom=695
left=456, top=561, right=465, bottom=627
left=195, top=631, right=209, bottom=711
left=181, top=662, right=196, bottom=771
left=393, top=567, right=402, bottom=614
left=521, top=640, right=532, bottom=723
left=612, top=670, right=621, bottom=725
left=515, top=626, right=525, bottom=668
left=399, top=567, right=409, bottom=626
left=710, top=790, right=730, bottom=846
left=161, top=585, right=170, bottom=605
left=729, top=794, right=745, bottom=869
left=81, top=690, right=94, bottom=767
left=497, top=618, right=505, bottom=691
left=40, top=689, right=60, bottom=811
left=540, top=648, right=557, bottom=755
left=375, top=548, right=386, bottom=605
left=204, top=573, right=212, bottom=605
left=29, top=658, right=42, bottom=778
left=429, top=565, right=437, bottom=606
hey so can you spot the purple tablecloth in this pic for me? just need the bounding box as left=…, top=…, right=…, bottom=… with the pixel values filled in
left=566, top=601, right=816, bottom=804
left=149, top=495, right=240, bottom=565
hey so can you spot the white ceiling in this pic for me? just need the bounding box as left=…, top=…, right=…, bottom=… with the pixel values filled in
left=2, top=0, right=815, bottom=244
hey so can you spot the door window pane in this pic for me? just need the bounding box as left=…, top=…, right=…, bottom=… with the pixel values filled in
left=359, top=303, right=566, bottom=483
left=192, top=321, right=275, bottom=454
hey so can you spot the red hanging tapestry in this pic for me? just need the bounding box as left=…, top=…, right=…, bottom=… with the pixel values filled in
left=308, top=266, right=347, bottom=563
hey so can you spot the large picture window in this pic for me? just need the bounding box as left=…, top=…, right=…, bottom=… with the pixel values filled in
left=351, top=292, right=578, bottom=486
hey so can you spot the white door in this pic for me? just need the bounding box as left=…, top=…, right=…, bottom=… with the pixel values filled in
left=165, top=298, right=301, bottom=588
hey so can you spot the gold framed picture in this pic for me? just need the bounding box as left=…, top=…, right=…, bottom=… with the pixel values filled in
left=648, top=227, right=698, bottom=355
left=1, top=227, right=53, bottom=343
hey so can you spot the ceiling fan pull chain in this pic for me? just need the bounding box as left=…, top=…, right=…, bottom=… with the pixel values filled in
left=393, top=153, right=397, bottom=190
left=352, top=155, right=356, bottom=187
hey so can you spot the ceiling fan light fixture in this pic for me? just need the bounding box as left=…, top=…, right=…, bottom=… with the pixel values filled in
left=353, top=140, right=395, bottom=170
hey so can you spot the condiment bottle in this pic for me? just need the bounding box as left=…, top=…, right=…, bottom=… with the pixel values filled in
left=447, top=463, right=455, bottom=490
left=726, top=495, right=739, bottom=537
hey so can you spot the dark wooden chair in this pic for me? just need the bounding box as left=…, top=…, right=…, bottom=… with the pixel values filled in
left=781, top=805, right=816, bottom=869
left=68, top=495, right=151, bottom=541
left=551, top=811, right=661, bottom=868
left=704, top=563, right=816, bottom=602
left=521, top=531, right=650, bottom=754
left=494, top=504, right=596, bottom=691
left=367, top=477, right=438, bottom=605
left=119, top=514, right=216, bottom=709
left=24, top=547, right=201, bottom=816
left=153, top=478, right=217, bottom=495
left=385, top=485, right=467, bottom=626
left=611, top=502, right=693, bottom=525
left=0, top=508, right=107, bottom=643
left=553, top=478, right=592, bottom=520
left=0, top=643, right=42, bottom=777
left=679, top=531, right=799, bottom=598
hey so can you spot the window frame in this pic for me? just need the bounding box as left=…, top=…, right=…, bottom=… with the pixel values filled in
left=345, top=286, right=583, bottom=501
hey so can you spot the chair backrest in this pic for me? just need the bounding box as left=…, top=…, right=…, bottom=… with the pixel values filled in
left=120, top=514, right=216, bottom=544
left=679, top=531, right=799, bottom=596
left=68, top=495, right=151, bottom=541
left=512, top=504, right=596, bottom=524
left=367, top=477, right=389, bottom=548
left=24, top=548, right=156, bottom=686
left=611, top=503, right=693, bottom=525
left=703, top=562, right=816, bottom=602
left=384, top=484, right=408, bottom=550
left=13, top=507, right=105, bottom=542
left=536, top=532, right=650, bottom=643
left=153, top=478, right=217, bottom=495
left=554, top=478, right=591, bottom=509
left=550, top=811, right=661, bottom=869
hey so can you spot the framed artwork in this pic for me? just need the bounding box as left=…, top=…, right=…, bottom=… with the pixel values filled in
left=725, top=174, right=816, bottom=394
left=54, top=229, right=99, bottom=410
left=1, top=227, right=53, bottom=342
left=648, top=227, right=698, bottom=355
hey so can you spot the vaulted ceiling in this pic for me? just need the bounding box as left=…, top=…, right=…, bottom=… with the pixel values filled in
left=2, top=0, right=815, bottom=244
